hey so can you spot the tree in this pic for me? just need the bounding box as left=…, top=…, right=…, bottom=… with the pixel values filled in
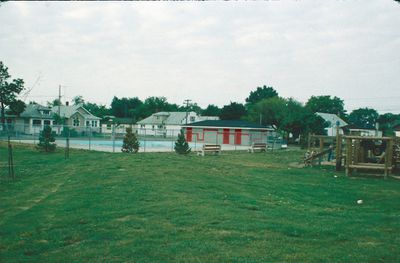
left=305, top=95, right=346, bottom=117
left=378, top=113, right=400, bottom=136
left=121, top=127, right=139, bottom=153
left=348, top=108, right=379, bottom=129
left=84, top=102, right=110, bottom=118
left=220, top=102, right=247, bottom=120
left=111, top=96, right=142, bottom=118
left=246, top=97, right=287, bottom=129
left=245, top=85, right=278, bottom=105
left=47, top=98, right=62, bottom=107
left=0, top=61, right=25, bottom=129
left=8, top=99, right=26, bottom=116
left=72, top=95, right=85, bottom=105
left=174, top=129, right=191, bottom=154
left=37, top=125, right=56, bottom=152
left=202, top=104, right=221, bottom=116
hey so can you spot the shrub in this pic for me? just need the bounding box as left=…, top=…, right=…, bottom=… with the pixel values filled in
left=37, top=125, right=56, bottom=152
left=121, top=127, right=139, bottom=153
left=174, top=129, right=191, bottom=155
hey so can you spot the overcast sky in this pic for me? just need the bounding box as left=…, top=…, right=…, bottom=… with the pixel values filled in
left=1, top=1, right=399, bottom=113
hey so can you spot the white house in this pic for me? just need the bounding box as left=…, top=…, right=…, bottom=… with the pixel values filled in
left=136, top=111, right=218, bottom=137
left=52, top=104, right=101, bottom=133
left=11, top=104, right=55, bottom=134
left=316, top=112, right=347, bottom=136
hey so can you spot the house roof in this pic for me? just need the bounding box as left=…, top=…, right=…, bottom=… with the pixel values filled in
left=137, top=111, right=196, bottom=125
left=20, top=104, right=54, bottom=119
left=182, top=120, right=274, bottom=130
left=316, top=112, right=347, bottom=127
left=51, top=104, right=100, bottom=120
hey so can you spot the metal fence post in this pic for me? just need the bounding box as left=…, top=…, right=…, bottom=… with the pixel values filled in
left=112, top=123, right=115, bottom=153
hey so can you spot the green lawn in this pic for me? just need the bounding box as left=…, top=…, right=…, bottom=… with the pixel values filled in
left=0, top=143, right=399, bottom=262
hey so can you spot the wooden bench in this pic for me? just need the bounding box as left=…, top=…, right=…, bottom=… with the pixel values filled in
left=248, top=143, right=267, bottom=153
left=198, top=144, right=221, bottom=156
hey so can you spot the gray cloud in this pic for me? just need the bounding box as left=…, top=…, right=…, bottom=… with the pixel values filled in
left=0, top=1, right=399, bottom=113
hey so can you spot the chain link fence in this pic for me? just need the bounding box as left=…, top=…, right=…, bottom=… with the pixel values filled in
left=0, top=123, right=286, bottom=152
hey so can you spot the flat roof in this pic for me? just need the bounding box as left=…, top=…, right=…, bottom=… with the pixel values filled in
left=182, top=120, right=274, bottom=130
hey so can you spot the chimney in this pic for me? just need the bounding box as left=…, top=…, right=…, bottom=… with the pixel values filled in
left=66, top=101, right=69, bottom=106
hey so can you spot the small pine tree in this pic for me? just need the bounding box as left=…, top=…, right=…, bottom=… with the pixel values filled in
left=121, top=127, right=139, bottom=153
left=37, top=125, right=56, bottom=152
left=174, top=129, right=191, bottom=154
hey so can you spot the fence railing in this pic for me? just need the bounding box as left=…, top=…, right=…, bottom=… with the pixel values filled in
left=0, top=123, right=285, bottom=153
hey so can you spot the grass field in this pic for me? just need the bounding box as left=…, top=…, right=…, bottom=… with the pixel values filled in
left=1, top=143, right=399, bottom=262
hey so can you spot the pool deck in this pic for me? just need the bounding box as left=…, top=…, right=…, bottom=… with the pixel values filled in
left=10, top=139, right=252, bottom=153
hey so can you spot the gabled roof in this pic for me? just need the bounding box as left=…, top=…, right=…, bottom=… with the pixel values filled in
left=316, top=112, right=347, bottom=127
left=137, top=111, right=196, bottom=125
left=51, top=104, right=100, bottom=120
left=182, top=120, right=274, bottom=130
left=20, top=104, right=54, bottom=119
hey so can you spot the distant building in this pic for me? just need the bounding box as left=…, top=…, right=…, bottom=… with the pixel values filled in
left=136, top=111, right=218, bottom=137
left=5, top=103, right=55, bottom=134
left=101, top=116, right=135, bottom=134
left=182, top=120, right=274, bottom=146
left=343, top=124, right=383, bottom=137
left=52, top=104, right=101, bottom=133
left=316, top=112, right=347, bottom=136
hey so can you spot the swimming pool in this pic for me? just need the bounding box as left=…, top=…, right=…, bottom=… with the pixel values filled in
left=56, top=139, right=205, bottom=152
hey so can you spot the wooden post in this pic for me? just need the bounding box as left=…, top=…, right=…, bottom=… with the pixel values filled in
left=336, top=133, right=342, bottom=171
left=385, top=138, right=394, bottom=179
left=345, top=138, right=352, bottom=176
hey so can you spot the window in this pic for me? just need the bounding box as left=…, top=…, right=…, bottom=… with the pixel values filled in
left=44, top=120, right=51, bottom=125
left=33, top=119, right=41, bottom=125
left=42, top=110, right=50, bottom=115
left=86, top=121, right=90, bottom=127
left=158, top=125, right=163, bottom=129
left=140, top=124, right=145, bottom=128
left=92, top=121, right=97, bottom=127
left=73, top=118, right=80, bottom=127
left=106, top=124, right=112, bottom=130
left=190, top=116, right=195, bottom=122
left=152, top=125, right=155, bottom=130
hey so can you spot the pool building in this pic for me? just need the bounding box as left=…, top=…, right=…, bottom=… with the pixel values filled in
left=182, top=120, right=275, bottom=146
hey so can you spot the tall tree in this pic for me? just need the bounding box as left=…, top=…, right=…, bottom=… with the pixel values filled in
left=245, top=85, right=278, bottom=105
left=72, top=95, right=85, bottom=105
left=378, top=113, right=400, bottom=136
left=348, top=108, right=379, bottom=129
left=246, top=97, right=287, bottom=129
left=111, top=96, right=142, bottom=118
left=220, top=102, right=247, bottom=120
left=84, top=102, right=110, bottom=118
left=47, top=98, right=62, bottom=107
left=8, top=99, right=26, bottom=116
left=202, top=104, right=221, bottom=116
left=305, top=95, right=346, bottom=117
left=0, top=61, right=25, bottom=129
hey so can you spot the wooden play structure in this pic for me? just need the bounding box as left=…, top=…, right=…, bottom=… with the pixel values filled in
left=344, top=136, right=399, bottom=178
left=305, top=134, right=400, bottom=178
left=305, top=134, right=341, bottom=168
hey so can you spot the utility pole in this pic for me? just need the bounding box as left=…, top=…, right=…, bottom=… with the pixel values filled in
left=58, top=84, right=61, bottom=116
left=183, top=99, right=192, bottom=124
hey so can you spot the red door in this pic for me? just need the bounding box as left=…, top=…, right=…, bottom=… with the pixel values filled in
left=186, top=128, right=192, bottom=142
left=235, top=129, right=242, bottom=145
left=223, top=129, right=230, bottom=144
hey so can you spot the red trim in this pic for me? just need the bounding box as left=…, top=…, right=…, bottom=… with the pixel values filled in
left=235, top=129, right=242, bottom=145
left=223, top=129, right=230, bottom=144
left=186, top=127, right=192, bottom=142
